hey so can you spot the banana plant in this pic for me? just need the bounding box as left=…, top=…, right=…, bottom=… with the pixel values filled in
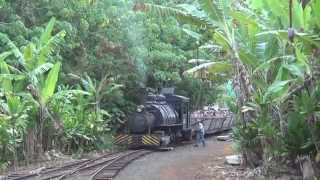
left=68, top=73, right=123, bottom=122
left=140, top=0, right=256, bottom=123
left=142, top=0, right=318, bottom=116
left=0, top=54, right=30, bottom=168
left=0, top=94, right=29, bottom=169
left=0, top=17, right=66, bottom=155
left=141, top=0, right=320, bottom=167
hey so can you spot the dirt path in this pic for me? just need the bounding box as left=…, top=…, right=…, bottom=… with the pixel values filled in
left=115, top=137, right=247, bottom=180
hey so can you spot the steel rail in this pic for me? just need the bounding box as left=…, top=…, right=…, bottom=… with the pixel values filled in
left=90, top=150, right=151, bottom=180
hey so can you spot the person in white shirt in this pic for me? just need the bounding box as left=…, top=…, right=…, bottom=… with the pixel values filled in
left=195, top=120, right=206, bottom=147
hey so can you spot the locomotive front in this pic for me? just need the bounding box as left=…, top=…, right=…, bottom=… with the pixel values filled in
left=114, top=90, right=191, bottom=148
left=127, top=110, right=155, bottom=134
left=128, top=94, right=179, bottom=134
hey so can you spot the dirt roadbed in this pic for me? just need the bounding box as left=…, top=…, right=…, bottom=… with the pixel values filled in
left=115, top=138, right=247, bottom=180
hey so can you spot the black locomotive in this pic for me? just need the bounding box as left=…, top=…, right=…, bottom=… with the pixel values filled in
left=114, top=88, right=192, bottom=148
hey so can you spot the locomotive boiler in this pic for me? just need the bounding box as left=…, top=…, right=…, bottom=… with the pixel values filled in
left=115, top=88, right=192, bottom=148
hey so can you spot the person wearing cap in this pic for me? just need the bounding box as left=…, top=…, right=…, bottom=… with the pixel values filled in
left=195, top=119, right=205, bottom=147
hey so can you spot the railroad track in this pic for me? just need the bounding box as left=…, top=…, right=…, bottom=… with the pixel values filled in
left=6, top=150, right=152, bottom=180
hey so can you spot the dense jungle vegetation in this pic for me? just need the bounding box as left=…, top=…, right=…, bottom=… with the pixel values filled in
left=145, top=0, right=320, bottom=176
left=1, top=0, right=320, bottom=177
left=0, top=0, right=221, bottom=170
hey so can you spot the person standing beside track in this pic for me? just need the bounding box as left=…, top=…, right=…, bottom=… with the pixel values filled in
left=195, top=120, right=206, bottom=147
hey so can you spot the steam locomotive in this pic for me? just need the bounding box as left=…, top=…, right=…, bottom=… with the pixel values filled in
left=114, top=88, right=192, bottom=148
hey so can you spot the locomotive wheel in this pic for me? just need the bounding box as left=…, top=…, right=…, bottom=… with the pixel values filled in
left=170, top=132, right=177, bottom=143
left=182, top=129, right=192, bottom=141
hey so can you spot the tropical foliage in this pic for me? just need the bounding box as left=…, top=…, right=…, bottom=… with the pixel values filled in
left=141, top=0, right=320, bottom=176
left=0, top=0, right=217, bottom=170
left=1, top=0, right=320, bottom=176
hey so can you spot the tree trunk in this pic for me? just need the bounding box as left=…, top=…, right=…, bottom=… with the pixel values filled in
left=35, top=105, right=46, bottom=159
left=299, top=156, right=316, bottom=180
left=232, top=55, right=259, bottom=165
left=24, top=128, right=36, bottom=163
left=12, top=122, right=18, bottom=170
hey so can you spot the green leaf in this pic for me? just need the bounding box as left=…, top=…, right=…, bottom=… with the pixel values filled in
left=213, top=31, right=231, bottom=50
left=253, top=56, right=291, bottom=74
left=239, top=49, right=259, bottom=68
left=256, top=30, right=288, bottom=40
left=6, top=95, right=21, bottom=115
left=23, top=43, right=34, bottom=62
left=275, top=66, right=285, bottom=81
left=38, top=31, right=66, bottom=65
left=282, top=63, right=305, bottom=78
left=0, top=58, right=13, bottom=92
left=295, top=47, right=311, bottom=75
left=143, top=3, right=216, bottom=29
left=52, top=90, right=91, bottom=99
left=295, top=32, right=320, bottom=48
left=0, top=51, right=12, bottom=62
left=198, top=0, right=224, bottom=23
left=293, top=0, right=304, bottom=29
left=263, top=80, right=291, bottom=103
left=41, top=62, right=61, bottom=104
left=311, top=0, right=320, bottom=29
left=249, top=0, right=265, bottom=9
left=23, top=43, right=36, bottom=71
left=0, top=33, right=25, bottom=65
left=30, top=63, right=53, bottom=77
left=0, top=74, right=25, bottom=81
left=40, top=17, right=56, bottom=46
left=183, top=62, right=232, bottom=76
left=182, top=28, right=201, bottom=40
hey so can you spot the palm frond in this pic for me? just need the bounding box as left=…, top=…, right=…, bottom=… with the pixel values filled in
left=23, top=43, right=37, bottom=71
left=199, top=44, right=223, bottom=53
left=6, top=95, right=21, bottom=114
left=26, top=62, right=54, bottom=86
left=141, top=3, right=217, bottom=29
left=239, top=49, right=259, bottom=68
left=213, top=30, right=231, bottom=50
left=40, top=17, right=56, bottom=46
left=67, top=73, right=81, bottom=80
left=81, top=74, right=96, bottom=92
left=253, top=55, right=294, bottom=74
left=188, top=59, right=211, bottom=64
left=16, top=92, right=40, bottom=107
left=30, top=62, right=53, bottom=77
left=183, top=62, right=232, bottom=76
left=182, top=28, right=202, bottom=40
left=256, top=30, right=320, bottom=48
left=0, top=74, right=25, bottom=81
left=0, top=33, right=25, bottom=66
left=52, top=90, right=91, bottom=100
left=0, top=51, right=12, bottom=61
left=0, top=59, right=13, bottom=92
left=198, top=0, right=225, bottom=23
left=38, top=31, right=66, bottom=65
